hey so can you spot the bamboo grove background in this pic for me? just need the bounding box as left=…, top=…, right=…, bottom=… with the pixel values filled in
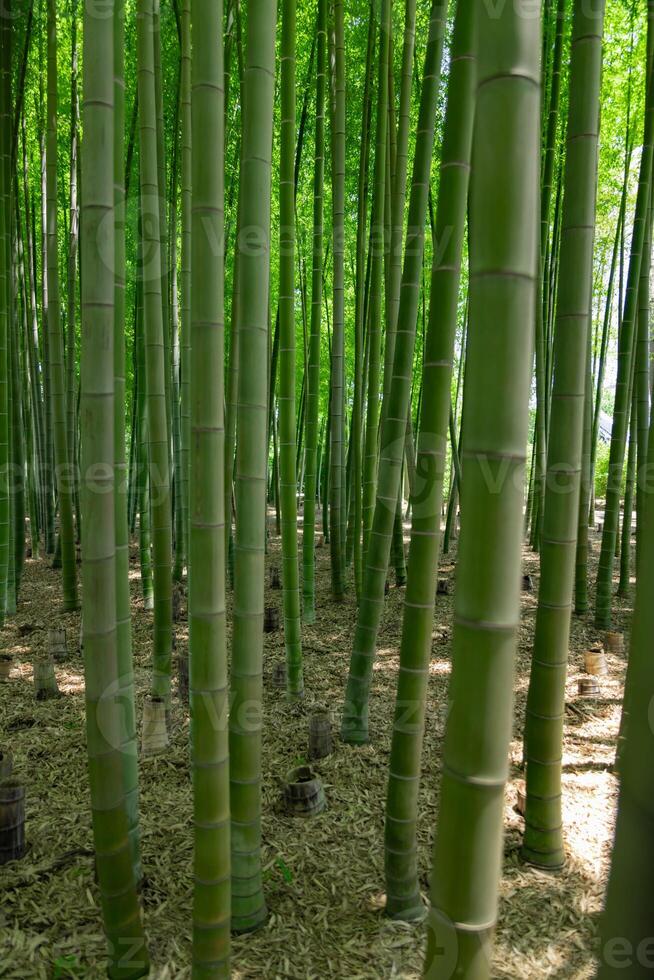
left=1, top=0, right=654, bottom=977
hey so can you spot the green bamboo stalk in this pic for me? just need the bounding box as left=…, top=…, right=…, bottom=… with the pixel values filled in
left=618, top=393, right=637, bottom=596
left=170, top=69, right=184, bottom=585
left=80, top=2, right=148, bottom=973
left=634, top=198, right=652, bottom=565
left=152, top=0, right=172, bottom=473
left=278, top=0, right=303, bottom=698
left=66, top=0, right=79, bottom=540
left=46, top=0, right=78, bottom=611
left=595, top=6, right=654, bottom=628
left=0, top=0, right=10, bottom=622
left=597, top=411, right=654, bottom=980
left=20, top=119, right=45, bottom=555
left=522, top=0, right=605, bottom=870
left=180, top=0, right=191, bottom=585
left=114, top=0, right=141, bottom=883
left=424, top=3, right=540, bottom=973
left=589, top=183, right=627, bottom=522
left=189, top=0, right=230, bottom=971
left=382, top=0, right=475, bottom=918
left=137, top=0, right=174, bottom=704
left=574, top=302, right=593, bottom=614
left=350, top=0, right=375, bottom=600
left=136, top=253, right=154, bottom=611
left=328, top=0, right=346, bottom=599
left=301, top=0, right=326, bottom=626
left=229, top=0, right=277, bottom=934
left=361, top=0, right=390, bottom=571
left=341, top=0, right=447, bottom=746
left=38, top=13, right=55, bottom=558
left=531, top=0, right=566, bottom=550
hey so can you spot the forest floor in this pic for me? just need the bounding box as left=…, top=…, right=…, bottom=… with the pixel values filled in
left=0, top=518, right=632, bottom=979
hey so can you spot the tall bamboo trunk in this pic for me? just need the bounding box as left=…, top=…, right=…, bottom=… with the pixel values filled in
left=383, top=0, right=474, bottom=917
left=229, top=0, right=277, bottom=934
left=424, top=3, right=540, bottom=974
left=328, top=0, right=346, bottom=598
left=301, top=0, right=326, bottom=625
left=137, top=0, right=174, bottom=705
left=80, top=2, right=148, bottom=973
left=189, top=0, right=231, bottom=972
left=278, top=0, right=303, bottom=697
left=114, top=0, right=141, bottom=881
left=522, top=0, right=605, bottom=870
left=595, top=6, right=654, bottom=628
left=341, top=0, right=447, bottom=745
left=46, top=0, right=78, bottom=610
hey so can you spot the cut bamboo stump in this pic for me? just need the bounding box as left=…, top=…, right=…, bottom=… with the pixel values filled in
left=0, top=779, right=25, bottom=865
left=315, top=534, right=324, bottom=549
left=33, top=656, right=60, bottom=700
left=584, top=645, right=607, bottom=676
left=578, top=677, right=600, bottom=698
left=436, top=578, right=449, bottom=596
left=271, top=662, right=287, bottom=690
left=515, top=779, right=527, bottom=816
left=0, top=654, right=12, bottom=682
left=47, top=628, right=68, bottom=663
left=308, top=710, right=332, bottom=760
left=282, top=766, right=326, bottom=817
left=141, top=697, right=169, bottom=756
left=264, top=607, right=280, bottom=633
left=172, top=584, right=186, bottom=623
left=522, top=574, right=533, bottom=592
left=177, top=650, right=189, bottom=704
left=270, top=566, right=281, bottom=590
left=0, top=748, right=13, bottom=779
left=605, top=631, right=624, bottom=655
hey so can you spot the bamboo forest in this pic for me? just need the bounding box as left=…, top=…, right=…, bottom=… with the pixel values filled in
left=3, top=0, right=654, bottom=976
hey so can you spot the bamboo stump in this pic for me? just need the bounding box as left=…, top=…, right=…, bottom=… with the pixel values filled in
left=0, top=654, right=12, bottom=682
left=177, top=650, right=189, bottom=704
left=264, top=607, right=280, bottom=633
left=282, top=766, right=326, bottom=817
left=584, top=645, right=607, bottom=676
left=578, top=677, right=600, bottom=698
left=0, top=779, right=25, bottom=865
left=47, top=628, right=68, bottom=663
left=271, top=662, right=287, bottom=690
left=605, top=631, right=624, bottom=655
left=33, top=656, right=60, bottom=700
left=141, top=697, right=169, bottom=756
left=172, top=584, right=186, bottom=623
left=308, top=710, right=332, bottom=760
left=270, top=566, right=281, bottom=590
